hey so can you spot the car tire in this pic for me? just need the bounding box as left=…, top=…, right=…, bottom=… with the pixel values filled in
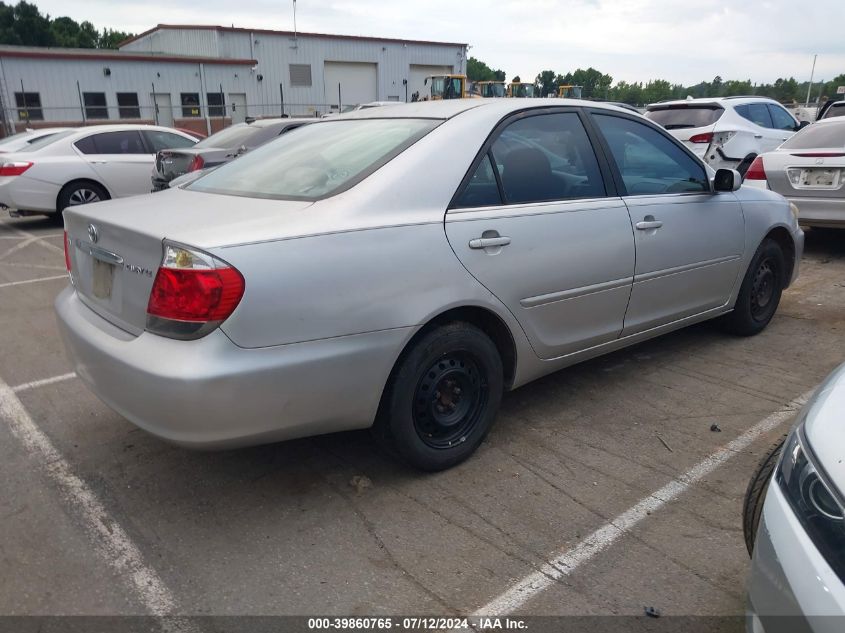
left=57, top=181, right=110, bottom=214
left=742, top=435, right=786, bottom=556
left=720, top=238, right=785, bottom=336
left=737, top=154, right=757, bottom=178
left=374, top=322, right=503, bottom=471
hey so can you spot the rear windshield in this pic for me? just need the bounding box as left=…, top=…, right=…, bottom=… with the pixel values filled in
left=26, top=129, right=76, bottom=152
left=644, top=106, right=724, bottom=129
left=188, top=118, right=439, bottom=200
left=194, top=124, right=259, bottom=149
left=780, top=121, right=845, bottom=150
left=821, top=102, right=845, bottom=119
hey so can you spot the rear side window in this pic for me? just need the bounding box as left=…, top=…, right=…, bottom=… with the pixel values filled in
left=75, top=131, right=147, bottom=154
left=189, top=118, right=439, bottom=200
left=143, top=130, right=196, bottom=152
left=780, top=121, right=845, bottom=150
left=453, top=153, right=501, bottom=208
left=593, top=114, right=708, bottom=195
left=644, top=106, right=723, bottom=130
left=768, top=105, right=797, bottom=131
left=735, top=103, right=773, bottom=129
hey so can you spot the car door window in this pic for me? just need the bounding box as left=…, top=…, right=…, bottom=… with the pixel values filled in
left=735, top=103, right=773, bottom=129
left=768, top=105, right=797, bottom=131
left=452, top=153, right=502, bottom=208
left=489, top=112, right=606, bottom=204
left=593, top=114, right=709, bottom=195
left=142, top=130, right=196, bottom=152
left=89, top=131, right=147, bottom=154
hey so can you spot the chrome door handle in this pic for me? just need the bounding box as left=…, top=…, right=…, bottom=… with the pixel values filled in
left=469, top=236, right=511, bottom=249
left=635, top=220, right=663, bottom=230
left=754, top=134, right=763, bottom=139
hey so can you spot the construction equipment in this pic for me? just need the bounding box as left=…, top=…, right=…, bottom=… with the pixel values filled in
left=423, top=75, right=469, bottom=100
left=476, top=81, right=506, bottom=98
left=507, top=82, right=536, bottom=98
left=558, top=85, right=583, bottom=99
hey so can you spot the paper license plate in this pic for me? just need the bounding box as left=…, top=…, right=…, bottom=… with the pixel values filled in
left=92, top=258, right=114, bottom=299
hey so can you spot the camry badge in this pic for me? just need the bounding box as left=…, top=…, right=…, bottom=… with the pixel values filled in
left=87, top=223, right=99, bottom=243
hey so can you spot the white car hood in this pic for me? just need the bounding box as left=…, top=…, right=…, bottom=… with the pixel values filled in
left=804, top=362, right=845, bottom=494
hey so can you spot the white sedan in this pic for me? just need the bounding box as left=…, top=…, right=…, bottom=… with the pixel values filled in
left=0, top=124, right=197, bottom=219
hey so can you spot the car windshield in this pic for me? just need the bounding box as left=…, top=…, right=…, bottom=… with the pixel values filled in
left=645, top=105, right=724, bottom=129
left=780, top=121, right=845, bottom=150
left=188, top=118, right=439, bottom=200
left=195, top=124, right=260, bottom=149
left=25, top=129, right=76, bottom=152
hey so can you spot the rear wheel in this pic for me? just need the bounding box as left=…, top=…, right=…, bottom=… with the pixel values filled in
left=57, top=181, right=109, bottom=213
left=374, top=322, right=503, bottom=471
left=721, top=238, right=785, bottom=336
left=742, top=436, right=786, bottom=556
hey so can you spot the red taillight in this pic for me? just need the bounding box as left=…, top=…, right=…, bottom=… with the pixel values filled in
left=689, top=132, right=713, bottom=144
left=187, top=155, right=205, bottom=172
left=744, top=156, right=767, bottom=180
left=0, top=161, right=33, bottom=176
left=148, top=267, right=244, bottom=322
left=63, top=230, right=72, bottom=273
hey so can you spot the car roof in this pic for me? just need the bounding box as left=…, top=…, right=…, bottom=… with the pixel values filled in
left=646, top=96, right=778, bottom=109
left=338, top=98, right=639, bottom=120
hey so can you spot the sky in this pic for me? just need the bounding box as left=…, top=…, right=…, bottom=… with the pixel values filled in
left=31, top=0, right=845, bottom=87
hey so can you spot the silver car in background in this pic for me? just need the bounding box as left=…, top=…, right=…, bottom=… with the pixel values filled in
left=57, top=99, right=803, bottom=471
left=744, top=363, right=845, bottom=632
left=745, top=117, right=845, bottom=228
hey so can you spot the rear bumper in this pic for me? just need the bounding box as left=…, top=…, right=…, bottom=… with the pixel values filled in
left=786, top=196, right=845, bottom=228
left=0, top=175, right=60, bottom=213
left=55, top=286, right=409, bottom=448
left=747, top=484, right=845, bottom=633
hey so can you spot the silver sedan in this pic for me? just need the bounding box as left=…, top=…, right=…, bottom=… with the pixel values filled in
left=56, top=99, right=804, bottom=471
left=745, top=117, right=845, bottom=228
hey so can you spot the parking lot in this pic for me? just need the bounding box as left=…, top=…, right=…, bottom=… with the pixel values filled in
left=1, top=214, right=844, bottom=624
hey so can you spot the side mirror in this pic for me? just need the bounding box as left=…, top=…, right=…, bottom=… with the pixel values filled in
left=797, top=120, right=811, bottom=131
left=714, top=168, right=742, bottom=192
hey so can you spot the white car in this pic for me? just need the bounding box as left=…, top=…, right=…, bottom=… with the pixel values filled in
left=645, top=97, right=808, bottom=176
left=321, top=101, right=402, bottom=118
left=0, top=127, right=72, bottom=153
left=0, top=124, right=197, bottom=219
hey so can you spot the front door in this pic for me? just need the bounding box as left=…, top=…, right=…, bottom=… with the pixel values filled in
left=445, top=110, right=635, bottom=360
left=151, top=93, right=172, bottom=127
left=229, top=93, right=247, bottom=124
left=590, top=113, right=745, bottom=336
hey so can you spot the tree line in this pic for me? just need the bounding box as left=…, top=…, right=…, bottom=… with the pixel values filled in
left=0, top=1, right=133, bottom=49
left=468, top=57, right=845, bottom=106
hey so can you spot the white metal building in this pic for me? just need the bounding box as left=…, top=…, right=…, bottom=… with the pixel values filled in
left=0, top=24, right=467, bottom=136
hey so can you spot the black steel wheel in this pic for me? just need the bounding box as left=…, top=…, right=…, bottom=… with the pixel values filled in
left=721, top=238, right=786, bottom=336
left=374, top=322, right=503, bottom=471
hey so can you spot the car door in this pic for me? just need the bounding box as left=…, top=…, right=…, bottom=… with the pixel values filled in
left=589, top=113, right=745, bottom=336
left=767, top=104, right=800, bottom=145
left=445, top=110, right=636, bottom=360
left=75, top=130, right=154, bottom=198
left=735, top=103, right=784, bottom=153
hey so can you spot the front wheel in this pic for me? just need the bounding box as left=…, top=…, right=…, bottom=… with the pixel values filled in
left=374, top=322, right=503, bottom=471
left=721, top=239, right=785, bottom=336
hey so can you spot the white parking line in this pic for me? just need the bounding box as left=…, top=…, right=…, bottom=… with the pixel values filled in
left=12, top=372, right=77, bottom=393
left=0, top=377, right=186, bottom=621
left=473, top=388, right=814, bottom=617
left=0, top=274, right=67, bottom=289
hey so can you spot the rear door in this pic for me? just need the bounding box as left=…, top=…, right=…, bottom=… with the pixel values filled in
left=590, top=112, right=745, bottom=335
left=734, top=103, right=784, bottom=153
left=74, top=130, right=154, bottom=198
left=445, top=109, right=635, bottom=360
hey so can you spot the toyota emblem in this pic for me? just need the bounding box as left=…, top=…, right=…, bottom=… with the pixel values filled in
left=87, top=223, right=99, bottom=243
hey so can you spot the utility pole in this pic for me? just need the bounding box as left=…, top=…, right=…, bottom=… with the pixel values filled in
left=805, top=54, right=817, bottom=107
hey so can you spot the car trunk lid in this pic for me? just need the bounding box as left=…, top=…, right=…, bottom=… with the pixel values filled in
left=765, top=150, right=845, bottom=199
left=64, top=189, right=314, bottom=335
left=154, top=148, right=209, bottom=182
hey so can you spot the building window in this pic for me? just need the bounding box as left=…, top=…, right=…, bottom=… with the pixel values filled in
left=206, top=92, right=225, bottom=117
left=289, top=64, right=312, bottom=87
left=116, top=92, right=141, bottom=119
left=83, top=92, right=108, bottom=119
left=180, top=93, right=201, bottom=117
left=14, top=92, right=43, bottom=121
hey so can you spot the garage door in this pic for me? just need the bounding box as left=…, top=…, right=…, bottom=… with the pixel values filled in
left=323, top=62, right=378, bottom=109
left=409, top=64, right=453, bottom=101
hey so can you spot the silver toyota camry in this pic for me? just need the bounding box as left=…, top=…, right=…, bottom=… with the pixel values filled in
left=57, top=99, right=804, bottom=471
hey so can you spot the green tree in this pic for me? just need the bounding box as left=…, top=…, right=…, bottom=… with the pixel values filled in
left=534, top=69, right=559, bottom=98
left=559, top=67, right=613, bottom=99
left=0, top=1, right=133, bottom=48
left=512, top=75, right=521, bottom=83
left=98, top=28, right=133, bottom=49
left=467, top=56, right=506, bottom=82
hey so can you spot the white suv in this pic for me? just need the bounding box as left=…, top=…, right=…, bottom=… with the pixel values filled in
left=645, top=96, right=808, bottom=176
